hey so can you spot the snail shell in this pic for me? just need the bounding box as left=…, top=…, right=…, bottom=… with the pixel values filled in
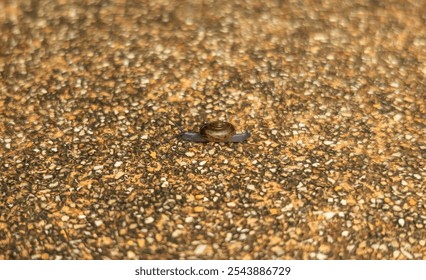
left=199, top=121, right=236, bottom=142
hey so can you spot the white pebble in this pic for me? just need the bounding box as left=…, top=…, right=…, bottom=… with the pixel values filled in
left=398, top=218, right=405, bottom=227
left=393, top=114, right=403, bottom=122
left=247, top=184, right=255, bottom=191
left=172, top=230, right=182, bottom=238
left=185, top=216, right=194, bottom=223
left=94, top=220, right=103, bottom=227
left=316, top=253, right=327, bottom=260
left=93, top=165, right=103, bottom=170
left=413, top=174, right=421, bottom=180
left=194, top=244, right=207, bottom=255
left=145, top=217, right=155, bottom=224
left=393, top=250, right=400, bottom=258
left=323, top=212, right=336, bottom=220
left=400, top=249, right=413, bottom=259
left=185, top=152, right=195, bottom=157
left=114, top=161, right=123, bottom=167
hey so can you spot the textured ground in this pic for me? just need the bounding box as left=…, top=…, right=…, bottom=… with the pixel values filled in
left=0, top=0, right=425, bottom=260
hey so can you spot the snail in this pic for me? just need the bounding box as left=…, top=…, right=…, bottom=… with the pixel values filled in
left=166, top=117, right=250, bottom=143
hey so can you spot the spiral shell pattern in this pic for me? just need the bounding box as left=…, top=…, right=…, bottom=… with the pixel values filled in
left=199, top=121, right=236, bottom=142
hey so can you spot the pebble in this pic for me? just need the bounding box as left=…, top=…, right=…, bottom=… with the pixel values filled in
left=316, top=252, right=327, bottom=260
left=227, top=202, right=236, bottom=207
left=400, top=248, right=413, bottom=259
left=194, top=244, right=207, bottom=255
left=115, top=171, right=125, bottom=179
left=323, top=212, right=336, bottom=220
left=393, top=250, right=400, bottom=258
left=145, top=217, right=155, bottom=224
left=393, top=114, right=403, bottom=121
left=172, top=229, right=182, bottom=238
left=193, top=206, right=203, bottom=213
left=93, top=165, right=103, bottom=170
left=185, top=152, right=195, bottom=157
left=185, top=216, right=194, bottom=223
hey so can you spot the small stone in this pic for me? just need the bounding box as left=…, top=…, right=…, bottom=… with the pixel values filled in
left=94, top=220, right=103, bottom=227
left=324, top=140, right=334, bottom=145
left=185, top=152, right=195, bottom=157
left=150, top=151, right=157, bottom=159
left=327, top=177, right=335, bottom=184
left=199, top=161, right=206, bottom=166
left=400, top=249, right=413, bottom=259
left=194, top=244, right=207, bottom=255
left=61, top=215, right=70, bottom=222
left=393, top=114, right=403, bottom=122
left=49, top=181, right=59, bottom=187
left=145, top=217, right=154, bottom=224
left=227, top=202, right=236, bottom=207
left=247, top=184, right=255, bottom=191
left=323, top=212, right=335, bottom=219
left=393, top=250, right=400, bottom=258
left=114, top=161, right=123, bottom=167
left=319, top=244, right=331, bottom=254
left=93, top=165, right=103, bottom=170
left=127, top=251, right=136, bottom=258
left=398, top=218, right=405, bottom=227
left=194, top=206, right=203, bottom=213
left=172, top=229, right=182, bottom=238
left=115, top=171, right=125, bottom=179
left=185, top=216, right=194, bottom=223
left=137, top=239, right=145, bottom=247
left=316, top=252, right=327, bottom=260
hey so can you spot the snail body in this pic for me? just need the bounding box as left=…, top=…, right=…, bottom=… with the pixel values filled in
left=166, top=117, right=250, bottom=143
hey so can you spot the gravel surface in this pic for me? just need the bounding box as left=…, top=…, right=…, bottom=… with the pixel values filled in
left=0, top=0, right=425, bottom=259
